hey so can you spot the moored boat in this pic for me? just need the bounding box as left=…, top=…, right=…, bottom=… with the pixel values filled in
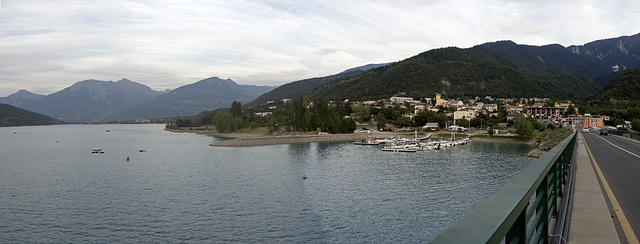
left=382, top=145, right=417, bottom=152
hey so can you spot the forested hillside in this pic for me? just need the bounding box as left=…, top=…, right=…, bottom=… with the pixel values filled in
left=582, top=69, right=640, bottom=122
left=0, top=104, right=64, bottom=126
left=310, top=47, right=599, bottom=101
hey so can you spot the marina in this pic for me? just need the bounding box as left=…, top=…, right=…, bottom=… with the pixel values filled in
left=354, top=132, right=471, bottom=152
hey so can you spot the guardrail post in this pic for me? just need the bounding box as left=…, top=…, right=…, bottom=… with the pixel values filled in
left=539, top=176, right=551, bottom=244
left=549, top=165, right=558, bottom=219
left=506, top=209, right=527, bottom=244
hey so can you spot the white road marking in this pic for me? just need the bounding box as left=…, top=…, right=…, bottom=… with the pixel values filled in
left=595, top=135, right=640, bottom=159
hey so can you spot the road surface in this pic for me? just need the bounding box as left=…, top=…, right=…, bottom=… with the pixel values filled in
left=582, top=128, right=640, bottom=242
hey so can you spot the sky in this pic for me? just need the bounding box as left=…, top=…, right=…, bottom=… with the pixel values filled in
left=1, top=0, right=639, bottom=97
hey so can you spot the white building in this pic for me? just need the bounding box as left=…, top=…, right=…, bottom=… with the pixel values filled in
left=454, top=109, right=477, bottom=120
left=484, top=104, right=498, bottom=112
left=390, top=96, right=414, bottom=104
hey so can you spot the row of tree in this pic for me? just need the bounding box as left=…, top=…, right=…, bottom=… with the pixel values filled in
left=181, top=98, right=357, bottom=134
left=169, top=96, right=563, bottom=139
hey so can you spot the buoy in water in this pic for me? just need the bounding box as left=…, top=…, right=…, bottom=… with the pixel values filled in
left=126, top=157, right=130, bottom=161
left=302, top=174, right=307, bottom=180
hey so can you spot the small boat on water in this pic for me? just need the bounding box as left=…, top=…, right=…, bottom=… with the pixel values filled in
left=382, top=145, right=417, bottom=152
left=91, top=148, right=105, bottom=153
left=354, top=140, right=379, bottom=145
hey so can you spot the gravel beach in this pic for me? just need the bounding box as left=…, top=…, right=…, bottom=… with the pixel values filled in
left=166, top=129, right=375, bottom=147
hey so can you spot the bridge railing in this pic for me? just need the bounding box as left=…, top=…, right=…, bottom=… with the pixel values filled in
left=430, top=132, right=577, bottom=244
left=609, top=130, right=640, bottom=141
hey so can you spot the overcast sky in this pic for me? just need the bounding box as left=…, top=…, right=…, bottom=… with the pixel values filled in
left=1, top=0, right=639, bottom=96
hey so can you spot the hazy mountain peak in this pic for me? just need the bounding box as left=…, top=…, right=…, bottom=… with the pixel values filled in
left=18, top=78, right=165, bottom=122
left=104, top=76, right=274, bottom=121
left=13, top=89, right=43, bottom=97
left=339, top=63, right=393, bottom=74
left=116, top=78, right=133, bottom=83
left=0, top=89, right=45, bottom=107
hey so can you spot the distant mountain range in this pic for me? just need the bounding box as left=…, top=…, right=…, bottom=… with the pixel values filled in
left=103, top=77, right=275, bottom=121
left=2, top=32, right=639, bottom=123
left=0, top=89, right=45, bottom=107
left=1, top=77, right=274, bottom=123
left=0, top=103, right=64, bottom=126
left=17, top=78, right=165, bottom=122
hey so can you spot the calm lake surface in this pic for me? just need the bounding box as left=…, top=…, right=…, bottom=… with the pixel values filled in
left=0, top=124, right=535, bottom=243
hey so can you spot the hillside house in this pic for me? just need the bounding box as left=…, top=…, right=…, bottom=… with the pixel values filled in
left=563, top=116, right=604, bottom=128
left=422, top=123, right=440, bottom=131
left=451, top=100, right=465, bottom=107
left=526, top=106, right=566, bottom=119
left=402, top=113, right=415, bottom=122
left=454, top=109, right=477, bottom=120
left=390, top=96, right=413, bottom=104
left=506, top=105, right=524, bottom=113
left=484, top=104, right=498, bottom=112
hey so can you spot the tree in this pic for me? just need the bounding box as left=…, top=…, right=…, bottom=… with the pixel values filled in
left=212, top=111, right=234, bottom=133
left=631, top=118, right=640, bottom=132
left=326, top=114, right=342, bottom=134
left=375, top=112, right=388, bottom=130
left=175, top=118, right=192, bottom=127
left=470, top=117, right=484, bottom=128
left=340, top=117, right=357, bottom=133
left=351, top=105, right=370, bottom=123
left=514, top=115, right=534, bottom=139
left=313, top=98, right=331, bottom=131
left=564, top=104, right=575, bottom=116
left=230, top=100, right=242, bottom=118
left=394, top=117, right=409, bottom=128
left=455, top=118, right=469, bottom=127
left=415, top=110, right=436, bottom=126
left=435, top=113, right=449, bottom=128
left=289, top=96, right=312, bottom=132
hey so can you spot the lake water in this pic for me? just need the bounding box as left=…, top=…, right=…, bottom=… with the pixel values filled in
left=0, top=124, right=535, bottom=243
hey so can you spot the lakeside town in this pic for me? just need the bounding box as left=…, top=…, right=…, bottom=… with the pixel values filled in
left=251, top=93, right=624, bottom=135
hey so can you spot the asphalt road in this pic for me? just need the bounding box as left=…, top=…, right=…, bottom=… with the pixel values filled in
left=582, top=129, right=640, bottom=237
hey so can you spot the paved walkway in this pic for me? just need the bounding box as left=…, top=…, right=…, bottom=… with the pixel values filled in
left=568, top=133, right=620, bottom=244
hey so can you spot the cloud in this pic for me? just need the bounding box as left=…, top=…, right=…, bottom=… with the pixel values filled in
left=0, top=0, right=639, bottom=96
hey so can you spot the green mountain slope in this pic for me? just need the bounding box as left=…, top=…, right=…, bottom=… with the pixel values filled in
left=582, top=69, right=640, bottom=121
left=245, top=63, right=391, bottom=107
left=0, top=103, right=65, bottom=126
left=311, top=47, right=599, bottom=101
left=595, top=69, right=640, bottom=101
left=245, top=70, right=364, bottom=107
left=479, top=41, right=611, bottom=80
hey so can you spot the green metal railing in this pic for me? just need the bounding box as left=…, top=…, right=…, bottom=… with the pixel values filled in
left=609, top=130, right=640, bottom=141
left=430, top=132, right=577, bottom=244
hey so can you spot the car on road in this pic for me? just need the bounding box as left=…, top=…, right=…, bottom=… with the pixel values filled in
left=583, top=128, right=589, bottom=133
left=600, top=129, right=608, bottom=136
